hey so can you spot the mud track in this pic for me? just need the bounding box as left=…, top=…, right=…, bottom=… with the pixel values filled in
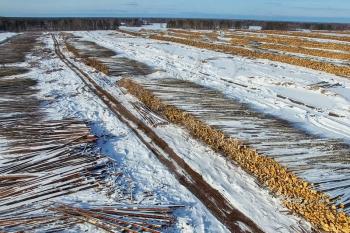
left=52, top=34, right=264, bottom=233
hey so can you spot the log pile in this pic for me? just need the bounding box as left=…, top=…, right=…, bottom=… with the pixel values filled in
left=0, top=70, right=181, bottom=231
left=83, top=57, right=110, bottom=75
left=65, top=40, right=110, bottom=75
left=226, top=33, right=350, bottom=59
left=51, top=203, right=180, bottom=232
left=117, top=29, right=143, bottom=37
left=227, top=33, right=350, bottom=52
left=131, top=101, right=169, bottom=127
left=252, top=30, right=350, bottom=43
left=0, top=116, right=180, bottom=232
left=118, top=78, right=350, bottom=233
left=260, top=43, right=350, bottom=60
left=149, top=34, right=350, bottom=78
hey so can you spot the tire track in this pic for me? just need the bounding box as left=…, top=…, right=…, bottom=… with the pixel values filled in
left=52, top=34, right=264, bottom=233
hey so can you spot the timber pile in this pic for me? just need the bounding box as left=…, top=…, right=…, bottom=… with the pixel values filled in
left=0, top=33, right=39, bottom=65
left=259, top=43, right=350, bottom=60
left=65, top=40, right=110, bottom=75
left=63, top=35, right=153, bottom=77
left=226, top=34, right=350, bottom=60
left=131, top=102, right=168, bottom=127
left=0, top=116, right=180, bottom=231
left=168, top=31, right=202, bottom=40
left=83, top=57, right=110, bottom=75
left=118, top=78, right=350, bottom=233
left=226, top=33, right=350, bottom=52
left=168, top=29, right=218, bottom=39
left=149, top=34, right=350, bottom=78
left=117, top=29, right=143, bottom=37
left=0, top=71, right=180, bottom=231
left=167, top=30, right=350, bottom=59
left=51, top=203, right=179, bottom=232
left=251, top=30, right=350, bottom=43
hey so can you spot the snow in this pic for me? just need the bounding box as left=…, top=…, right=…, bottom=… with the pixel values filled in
left=74, top=30, right=350, bottom=143
left=248, top=26, right=262, bottom=31
left=3, top=29, right=347, bottom=231
left=0, top=32, right=16, bottom=43
left=331, top=87, right=350, bottom=102
left=31, top=33, right=229, bottom=233
left=271, top=86, right=349, bottom=110
left=315, top=32, right=350, bottom=37
left=236, top=31, right=350, bottom=44
left=58, top=31, right=314, bottom=232
left=153, top=117, right=312, bottom=232
left=67, top=30, right=350, bottom=214
left=257, top=47, right=350, bottom=66
left=120, top=23, right=167, bottom=32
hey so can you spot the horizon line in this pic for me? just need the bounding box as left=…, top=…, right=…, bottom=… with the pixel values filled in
left=1, top=15, right=350, bottom=25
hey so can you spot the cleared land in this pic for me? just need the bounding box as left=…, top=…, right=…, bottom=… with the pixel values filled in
left=119, top=28, right=350, bottom=77
left=1, top=26, right=350, bottom=233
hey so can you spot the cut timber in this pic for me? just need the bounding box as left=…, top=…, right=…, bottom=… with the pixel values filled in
left=118, top=78, right=350, bottom=233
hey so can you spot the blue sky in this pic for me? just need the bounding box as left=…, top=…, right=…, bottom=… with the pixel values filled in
left=1, top=0, right=349, bottom=23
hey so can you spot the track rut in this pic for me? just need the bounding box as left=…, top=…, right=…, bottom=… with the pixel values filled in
left=52, top=34, right=264, bottom=233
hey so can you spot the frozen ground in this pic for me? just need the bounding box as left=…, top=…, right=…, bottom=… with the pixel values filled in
left=235, top=30, right=350, bottom=44
left=2, top=28, right=349, bottom=232
left=27, top=33, right=233, bottom=232
left=52, top=32, right=314, bottom=232
left=120, top=23, right=167, bottom=32
left=54, top=30, right=319, bottom=231
left=134, top=76, right=350, bottom=210
left=75, top=30, right=350, bottom=143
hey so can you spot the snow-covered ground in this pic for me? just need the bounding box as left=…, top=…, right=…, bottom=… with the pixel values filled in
left=316, top=32, right=350, bottom=37
left=120, top=23, right=167, bottom=32
left=0, top=32, right=17, bottom=43
left=75, top=30, right=350, bottom=144
left=51, top=32, right=313, bottom=232
left=3, top=28, right=349, bottom=231
left=34, top=33, right=230, bottom=232
left=234, top=30, right=350, bottom=44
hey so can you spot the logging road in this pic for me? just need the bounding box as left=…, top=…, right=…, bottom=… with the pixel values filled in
left=52, top=34, right=264, bottom=233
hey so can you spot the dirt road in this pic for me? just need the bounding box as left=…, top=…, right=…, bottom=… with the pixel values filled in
left=52, top=34, right=264, bottom=233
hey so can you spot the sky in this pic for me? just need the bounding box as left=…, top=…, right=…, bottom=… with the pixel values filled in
left=0, top=0, right=350, bottom=23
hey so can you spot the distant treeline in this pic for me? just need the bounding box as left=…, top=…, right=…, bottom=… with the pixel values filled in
left=0, top=18, right=121, bottom=31
left=166, top=19, right=350, bottom=31
left=1, top=17, right=350, bottom=32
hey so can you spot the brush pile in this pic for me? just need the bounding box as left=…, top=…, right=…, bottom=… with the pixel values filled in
left=118, top=78, right=350, bottom=233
